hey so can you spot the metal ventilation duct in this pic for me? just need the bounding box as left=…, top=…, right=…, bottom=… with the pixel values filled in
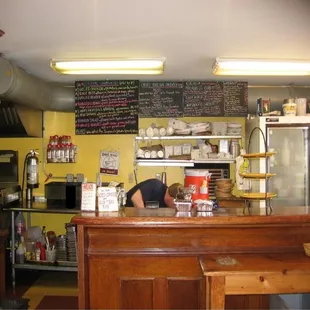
left=0, top=57, right=74, bottom=112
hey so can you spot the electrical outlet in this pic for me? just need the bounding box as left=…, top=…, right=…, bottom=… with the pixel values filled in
left=128, top=172, right=134, bottom=183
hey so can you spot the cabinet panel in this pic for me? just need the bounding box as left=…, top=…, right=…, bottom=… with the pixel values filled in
left=168, top=279, right=201, bottom=309
left=121, top=279, right=153, bottom=309
left=88, top=255, right=204, bottom=309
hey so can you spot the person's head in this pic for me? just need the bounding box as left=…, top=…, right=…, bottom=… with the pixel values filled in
left=164, top=183, right=184, bottom=208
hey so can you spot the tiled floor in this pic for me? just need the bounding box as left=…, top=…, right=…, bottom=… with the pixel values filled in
left=23, top=272, right=78, bottom=309
left=6, top=271, right=78, bottom=310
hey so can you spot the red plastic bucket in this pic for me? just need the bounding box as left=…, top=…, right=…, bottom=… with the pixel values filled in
left=184, top=169, right=210, bottom=201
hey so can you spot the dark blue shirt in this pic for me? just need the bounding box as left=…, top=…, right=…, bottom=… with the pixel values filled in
left=126, top=179, right=168, bottom=208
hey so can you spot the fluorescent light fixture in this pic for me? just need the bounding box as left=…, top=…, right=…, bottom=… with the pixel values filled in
left=213, top=58, right=310, bottom=76
left=50, top=58, right=165, bottom=75
left=137, top=160, right=194, bottom=167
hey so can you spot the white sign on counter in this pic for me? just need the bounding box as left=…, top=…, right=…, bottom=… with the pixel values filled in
left=97, top=186, right=119, bottom=212
left=81, top=183, right=97, bottom=211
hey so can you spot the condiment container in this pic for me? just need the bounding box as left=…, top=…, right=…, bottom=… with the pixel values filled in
left=174, top=200, right=192, bottom=212
left=283, top=98, right=296, bottom=116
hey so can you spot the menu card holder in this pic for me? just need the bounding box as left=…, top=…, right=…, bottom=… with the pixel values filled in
left=81, top=183, right=96, bottom=211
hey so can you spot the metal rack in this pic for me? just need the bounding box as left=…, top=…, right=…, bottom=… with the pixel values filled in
left=3, top=206, right=80, bottom=287
left=241, top=127, right=276, bottom=215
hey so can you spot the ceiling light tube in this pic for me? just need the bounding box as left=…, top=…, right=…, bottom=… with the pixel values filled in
left=50, top=58, right=165, bottom=75
left=213, top=58, right=310, bottom=76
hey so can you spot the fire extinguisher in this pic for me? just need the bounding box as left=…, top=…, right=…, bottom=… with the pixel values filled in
left=26, top=150, right=39, bottom=189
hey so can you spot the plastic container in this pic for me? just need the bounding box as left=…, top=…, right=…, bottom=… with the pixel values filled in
left=45, top=249, right=56, bottom=262
left=184, top=169, right=211, bottom=200
left=283, top=99, right=296, bottom=116
left=295, top=98, right=307, bottom=116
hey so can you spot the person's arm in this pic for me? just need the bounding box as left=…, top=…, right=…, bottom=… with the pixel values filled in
left=130, top=189, right=145, bottom=208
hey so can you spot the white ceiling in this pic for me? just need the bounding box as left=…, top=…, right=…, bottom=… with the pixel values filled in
left=1, top=0, right=310, bottom=86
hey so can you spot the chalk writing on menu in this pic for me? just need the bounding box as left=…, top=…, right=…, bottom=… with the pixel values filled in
left=75, top=80, right=139, bottom=135
left=183, top=81, right=248, bottom=117
left=183, top=81, right=224, bottom=116
left=139, top=82, right=183, bottom=118
left=223, top=81, right=248, bottom=116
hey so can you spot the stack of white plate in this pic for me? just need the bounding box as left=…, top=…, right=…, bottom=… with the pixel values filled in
left=211, top=122, right=227, bottom=136
left=188, top=122, right=211, bottom=135
left=227, top=123, right=242, bottom=135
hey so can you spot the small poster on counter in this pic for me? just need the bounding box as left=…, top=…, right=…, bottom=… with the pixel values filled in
left=97, top=186, right=119, bottom=212
left=81, top=183, right=96, bottom=211
left=99, top=150, right=120, bottom=175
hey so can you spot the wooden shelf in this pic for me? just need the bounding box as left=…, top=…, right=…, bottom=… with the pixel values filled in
left=240, top=173, right=276, bottom=179
left=242, top=152, right=276, bottom=158
left=240, top=192, right=277, bottom=199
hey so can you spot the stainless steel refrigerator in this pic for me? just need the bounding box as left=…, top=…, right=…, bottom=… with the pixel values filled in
left=246, top=116, right=310, bottom=209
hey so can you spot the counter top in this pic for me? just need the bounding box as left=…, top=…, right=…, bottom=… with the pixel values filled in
left=72, top=206, right=310, bottom=227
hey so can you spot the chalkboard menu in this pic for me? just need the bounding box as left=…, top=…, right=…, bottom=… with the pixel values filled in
left=183, top=81, right=224, bottom=116
left=75, top=80, right=139, bottom=135
left=139, top=82, right=183, bottom=118
left=183, top=81, right=248, bottom=117
left=223, top=81, right=248, bottom=116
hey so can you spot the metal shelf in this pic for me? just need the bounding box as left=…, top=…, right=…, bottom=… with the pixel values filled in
left=135, top=135, right=242, bottom=141
left=13, top=263, right=77, bottom=272
left=135, top=159, right=235, bottom=167
left=6, top=204, right=79, bottom=287
left=3, top=207, right=81, bottom=214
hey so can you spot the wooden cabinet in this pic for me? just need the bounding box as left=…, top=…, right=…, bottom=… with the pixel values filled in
left=88, top=256, right=203, bottom=309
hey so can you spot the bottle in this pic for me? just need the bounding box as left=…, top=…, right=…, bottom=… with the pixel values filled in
left=59, top=144, right=65, bottom=163
left=20, top=236, right=26, bottom=259
left=69, top=143, right=75, bottom=163
left=161, top=172, right=167, bottom=185
left=41, top=226, right=47, bottom=246
left=35, top=242, right=41, bottom=261
left=256, top=98, right=263, bottom=116
left=64, top=144, right=70, bottom=163
left=15, top=212, right=26, bottom=236
left=47, top=144, right=52, bottom=163
left=16, top=241, right=25, bottom=264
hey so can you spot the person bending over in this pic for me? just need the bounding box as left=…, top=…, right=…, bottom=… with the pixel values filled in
left=126, top=178, right=183, bottom=208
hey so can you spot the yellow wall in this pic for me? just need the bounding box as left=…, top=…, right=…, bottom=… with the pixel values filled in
left=0, top=112, right=245, bottom=234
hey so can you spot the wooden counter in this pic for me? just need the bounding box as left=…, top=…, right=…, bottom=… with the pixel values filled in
left=72, top=206, right=310, bottom=309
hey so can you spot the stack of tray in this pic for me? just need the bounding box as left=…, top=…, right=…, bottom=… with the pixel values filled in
left=55, top=234, right=67, bottom=261
left=65, top=223, right=77, bottom=262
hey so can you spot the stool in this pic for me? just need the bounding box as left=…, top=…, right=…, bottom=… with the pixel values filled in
left=199, top=252, right=310, bottom=310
